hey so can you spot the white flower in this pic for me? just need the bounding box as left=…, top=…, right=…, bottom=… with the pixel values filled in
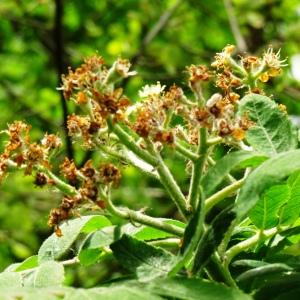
left=263, top=48, right=288, bottom=69
left=139, top=82, right=166, bottom=98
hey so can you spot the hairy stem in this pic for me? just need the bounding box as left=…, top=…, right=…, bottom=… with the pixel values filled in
left=225, top=227, right=278, bottom=267
left=204, top=179, right=244, bottom=213
left=188, top=127, right=208, bottom=211
left=175, top=142, right=198, bottom=161
left=107, top=118, right=157, bottom=166
left=145, top=139, right=190, bottom=219
left=104, top=189, right=184, bottom=237
left=39, top=166, right=77, bottom=196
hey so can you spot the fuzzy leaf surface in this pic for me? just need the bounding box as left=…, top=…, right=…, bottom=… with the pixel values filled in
left=238, top=94, right=297, bottom=156
left=38, top=215, right=111, bottom=263
left=110, top=234, right=175, bottom=281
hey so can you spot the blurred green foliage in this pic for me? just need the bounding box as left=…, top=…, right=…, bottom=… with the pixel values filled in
left=0, top=0, right=300, bottom=283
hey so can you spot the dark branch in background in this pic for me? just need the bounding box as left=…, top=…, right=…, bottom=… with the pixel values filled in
left=122, top=0, right=182, bottom=87
left=223, top=0, right=248, bottom=53
left=54, top=0, right=74, bottom=159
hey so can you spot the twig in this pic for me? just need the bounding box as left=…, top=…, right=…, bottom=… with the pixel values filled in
left=223, top=0, right=247, bottom=53
left=53, top=0, right=73, bottom=159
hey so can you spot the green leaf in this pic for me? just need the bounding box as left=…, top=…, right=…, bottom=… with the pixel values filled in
left=146, top=277, right=252, bottom=300
left=81, top=215, right=111, bottom=233
left=181, top=201, right=203, bottom=254
left=110, top=234, right=175, bottom=281
left=0, top=287, right=71, bottom=300
left=78, top=248, right=102, bottom=266
left=192, top=209, right=236, bottom=273
left=64, top=286, right=163, bottom=300
left=280, top=173, right=300, bottom=225
left=33, top=261, right=64, bottom=287
left=201, top=151, right=267, bottom=198
left=0, top=272, right=22, bottom=288
left=79, top=220, right=185, bottom=259
left=38, top=215, right=111, bottom=263
left=235, top=150, right=300, bottom=220
left=232, top=259, right=269, bottom=268
left=236, top=263, right=292, bottom=282
left=254, top=272, right=300, bottom=300
left=238, top=94, right=297, bottom=156
left=249, top=185, right=290, bottom=229
left=15, top=255, right=38, bottom=272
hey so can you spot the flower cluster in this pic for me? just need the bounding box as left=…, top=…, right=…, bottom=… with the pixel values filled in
left=60, top=54, right=134, bottom=147
left=0, top=45, right=287, bottom=235
left=49, top=159, right=121, bottom=235
left=0, top=121, right=61, bottom=181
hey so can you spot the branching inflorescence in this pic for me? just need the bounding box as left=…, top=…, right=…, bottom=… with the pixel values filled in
left=0, top=45, right=287, bottom=238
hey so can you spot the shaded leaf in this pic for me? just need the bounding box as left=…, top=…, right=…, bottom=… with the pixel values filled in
left=181, top=201, right=203, bottom=254
left=254, top=272, right=300, bottom=300
left=201, top=151, right=267, bottom=198
left=192, top=209, right=236, bottom=273
left=236, top=263, right=292, bottom=282
left=110, top=234, right=175, bottom=281
left=147, top=277, right=252, bottom=300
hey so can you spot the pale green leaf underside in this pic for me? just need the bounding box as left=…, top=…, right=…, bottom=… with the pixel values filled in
left=33, top=261, right=64, bottom=288
left=38, top=215, right=111, bottom=263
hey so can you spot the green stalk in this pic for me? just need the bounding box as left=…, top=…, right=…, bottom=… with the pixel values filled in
left=145, top=139, right=190, bottom=219
left=104, top=190, right=184, bottom=237
left=204, top=179, right=244, bottom=213
left=175, top=142, right=198, bottom=161
left=205, top=253, right=238, bottom=287
left=188, top=127, right=208, bottom=212
left=107, top=118, right=157, bottom=166
left=39, top=167, right=77, bottom=196
left=225, top=227, right=278, bottom=267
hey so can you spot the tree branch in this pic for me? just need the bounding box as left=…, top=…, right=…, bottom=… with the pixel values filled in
left=223, top=0, right=248, bottom=53
left=53, top=0, right=73, bottom=159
